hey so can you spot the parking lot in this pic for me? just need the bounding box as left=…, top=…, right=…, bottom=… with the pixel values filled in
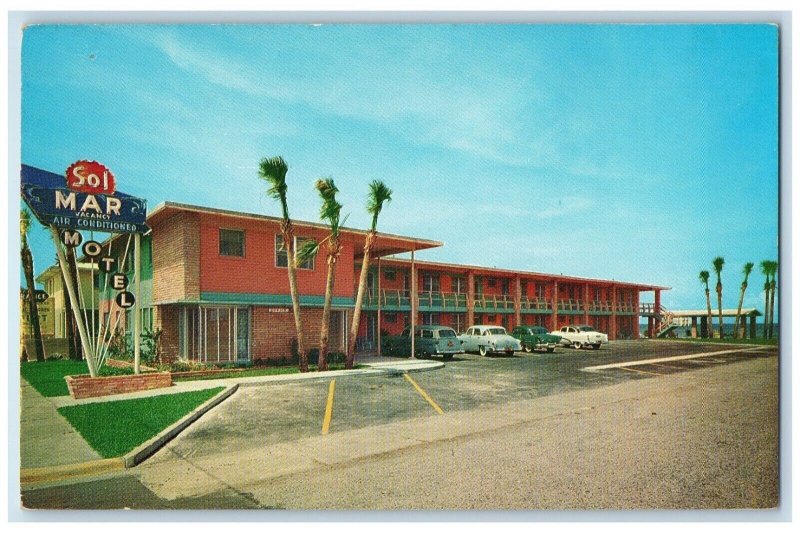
left=153, top=340, right=777, bottom=456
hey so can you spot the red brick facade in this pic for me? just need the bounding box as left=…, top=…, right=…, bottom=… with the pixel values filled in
left=65, top=372, right=172, bottom=399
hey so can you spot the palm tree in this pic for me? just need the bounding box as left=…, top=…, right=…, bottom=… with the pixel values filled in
left=760, top=261, right=771, bottom=338
left=258, top=156, right=308, bottom=372
left=768, top=260, right=778, bottom=338
left=298, top=178, right=345, bottom=372
left=699, top=270, right=712, bottom=338
left=712, top=256, right=725, bottom=338
left=20, top=209, right=45, bottom=362
left=733, top=262, right=754, bottom=338
left=348, top=180, right=393, bottom=368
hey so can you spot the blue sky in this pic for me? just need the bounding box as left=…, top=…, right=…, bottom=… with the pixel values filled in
left=20, top=23, right=778, bottom=314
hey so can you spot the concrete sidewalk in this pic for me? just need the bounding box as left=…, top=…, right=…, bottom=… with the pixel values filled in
left=20, top=380, right=102, bottom=469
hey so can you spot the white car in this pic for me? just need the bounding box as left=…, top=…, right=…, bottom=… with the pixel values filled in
left=552, top=325, right=608, bottom=350
left=458, top=325, right=522, bottom=356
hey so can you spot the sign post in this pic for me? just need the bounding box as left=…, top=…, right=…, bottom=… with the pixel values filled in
left=22, top=163, right=149, bottom=378
left=134, top=232, right=142, bottom=374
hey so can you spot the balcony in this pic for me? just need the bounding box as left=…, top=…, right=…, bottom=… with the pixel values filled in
left=418, top=290, right=468, bottom=309
left=557, top=299, right=584, bottom=312
left=520, top=296, right=551, bottom=312
left=474, top=293, right=515, bottom=311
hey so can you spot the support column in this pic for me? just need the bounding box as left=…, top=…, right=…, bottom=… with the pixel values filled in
left=610, top=284, right=617, bottom=340
left=134, top=232, right=142, bottom=374
left=583, top=282, right=590, bottom=326
left=700, top=316, right=708, bottom=338
left=551, top=280, right=559, bottom=330
left=377, top=257, right=382, bottom=356
left=514, top=276, right=521, bottom=328
left=647, top=316, right=655, bottom=338
left=410, top=250, right=417, bottom=359
left=633, top=288, right=639, bottom=339
left=691, top=316, right=698, bottom=338
left=749, top=315, right=757, bottom=339
left=467, top=271, right=475, bottom=327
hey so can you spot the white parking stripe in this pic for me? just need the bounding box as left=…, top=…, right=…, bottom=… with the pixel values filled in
left=582, top=346, right=770, bottom=372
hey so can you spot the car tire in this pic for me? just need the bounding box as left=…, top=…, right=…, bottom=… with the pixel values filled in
left=547, top=348, right=555, bottom=353
left=523, top=344, right=532, bottom=353
left=443, top=353, right=453, bottom=361
left=505, top=349, right=515, bottom=356
left=479, top=345, right=488, bottom=357
left=573, top=341, right=583, bottom=350
left=592, top=344, right=600, bottom=350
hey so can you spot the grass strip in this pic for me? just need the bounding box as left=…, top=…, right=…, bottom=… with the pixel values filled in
left=173, top=363, right=365, bottom=382
left=21, top=360, right=134, bottom=397
left=652, top=337, right=778, bottom=346
left=57, top=387, right=224, bottom=458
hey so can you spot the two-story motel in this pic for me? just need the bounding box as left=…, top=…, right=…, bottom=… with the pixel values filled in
left=79, top=201, right=668, bottom=364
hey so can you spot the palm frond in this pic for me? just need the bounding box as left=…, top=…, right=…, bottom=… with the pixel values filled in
left=712, top=256, right=725, bottom=274
left=295, top=239, right=320, bottom=267
left=742, top=262, right=754, bottom=277
left=258, top=156, right=289, bottom=203
left=366, top=180, right=393, bottom=231
left=698, top=270, right=710, bottom=284
left=20, top=208, right=31, bottom=246
left=760, top=260, right=771, bottom=276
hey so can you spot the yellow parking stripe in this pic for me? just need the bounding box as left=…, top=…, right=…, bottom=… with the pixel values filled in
left=321, top=379, right=336, bottom=435
left=617, top=366, right=663, bottom=377
left=404, top=373, right=444, bottom=414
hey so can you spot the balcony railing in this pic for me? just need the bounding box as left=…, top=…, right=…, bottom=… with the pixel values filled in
left=557, top=299, right=584, bottom=312
left=418, top=290, right=468, bottom=309
left=520, top=296, right=551, bottom=311
left=473, top=293, right=515, bottom=311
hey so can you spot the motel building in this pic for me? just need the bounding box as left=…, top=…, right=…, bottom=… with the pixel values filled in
left=53, top=201, right=668, bottom=364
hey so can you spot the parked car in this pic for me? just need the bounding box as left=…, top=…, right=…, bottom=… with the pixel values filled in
left=511, top=326, right=562, bottom=353
left=552, top=325, right=608, bottom=350
left=458, top=325, right=522, bottom=356
left=382, top=325, right=464, bottom=360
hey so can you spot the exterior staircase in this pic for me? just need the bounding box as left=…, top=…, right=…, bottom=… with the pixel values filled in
left=655, top=305, right=679, bottom=338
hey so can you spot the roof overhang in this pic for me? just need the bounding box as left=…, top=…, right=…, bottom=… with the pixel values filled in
left=147, top=201, right=443, bottom=258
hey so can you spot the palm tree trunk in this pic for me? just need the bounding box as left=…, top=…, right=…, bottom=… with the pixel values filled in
left=64, top=247, right=83, bottom=359
left=705, top=289, right=713, bottom=338
left=282, top=223, right=307, bottom=372
left=22, top=247, right=45, bottom=362
left=716, top=285, right=723, bottom=338
left=734, top=283, right=746, bottom=339
left=763, top=285, right=770, bottom=338
left=348, top=233, right=375, bottom=369
left=318, top=254, right=336, bottom=372
left=768, top=281, right=777, bottom=338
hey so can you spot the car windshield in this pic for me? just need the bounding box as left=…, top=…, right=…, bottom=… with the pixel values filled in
left=578, top=326, right=596, bottom=332
left=439, top=329, right=456, bottom=338
left=488, top=328, right=506, bottom=335
left=531, top=327, right=546, bottom=334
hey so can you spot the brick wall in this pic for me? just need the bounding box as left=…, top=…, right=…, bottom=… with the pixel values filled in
left=199, top=213, right=355, bottom=298
left=152, top=211, right=200, bottom=304
left=65, top=372, right=172, bottom=399
left=252, top=307, right=329, bottom=361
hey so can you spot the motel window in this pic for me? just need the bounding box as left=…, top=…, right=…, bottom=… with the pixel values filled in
left=452, top=313, right=465, bottom=333
left=594, top=288, right=602, bottom=301
left=501, top=279, right=510, bottom=296
left=219, top=229, right=245, bottom=257
left=421, top=313, right=438, bottom=326
left=422, top=273, right=440, bottom=293
left=452, top=276, right=466, bottom=294
left=487, top=278, right=497, bottom=288
left=384, top=270, right=396, bottom=281
left=535, top=283, right=546, bottom=298
left=385, top=313, right=398, bottom=324
left=275, top=235, right=316, bottom=270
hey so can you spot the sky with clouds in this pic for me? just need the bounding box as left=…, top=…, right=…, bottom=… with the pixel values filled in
left=20, top=23, right=778, bottom=315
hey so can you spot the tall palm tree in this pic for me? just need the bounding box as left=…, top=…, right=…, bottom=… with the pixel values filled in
left=712, top=256, right=725, bottom=338
left=733, top=262, right=754, bottom=339
left=699, top=270, right=712, bottom=338
left=20, top=209, right=45, bottom=362
left=298, top=178, right=345, bottom=372
left=768, top=260, right=778, bottom=338
left=760, top=260, right=771, bottom=338
left=348, top=180, right=393, bottom=369
left=258, top=156, right=308, bottom=372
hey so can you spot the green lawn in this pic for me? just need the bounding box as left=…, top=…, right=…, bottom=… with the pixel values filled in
left=173, top=363, right=365, bottom=382
left=57, top=387, right=224, bottom=458
left=653, top=337, right=778, bottom=346
left=21, top=360, right=133, bottom=397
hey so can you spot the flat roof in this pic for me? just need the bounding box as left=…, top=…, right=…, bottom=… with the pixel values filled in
left=670, top=308, right=762, bottom=317
left=373, top=257, right=671, bottom=291
left=148, top=201, right=443, bottom=258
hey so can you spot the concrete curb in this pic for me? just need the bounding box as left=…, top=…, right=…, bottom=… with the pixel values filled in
left=20, top=457, right=125, bottom=486
left=122, top=383, right=239, bottom=467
